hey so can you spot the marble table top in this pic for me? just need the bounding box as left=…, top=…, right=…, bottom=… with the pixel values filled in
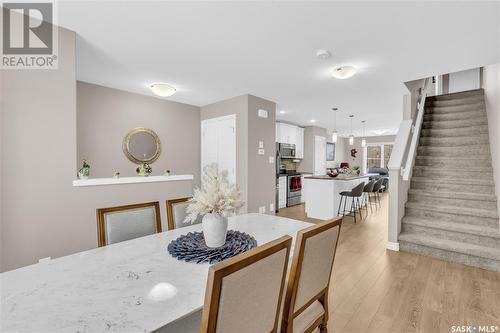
left=0, top=213, right=312, bottom=333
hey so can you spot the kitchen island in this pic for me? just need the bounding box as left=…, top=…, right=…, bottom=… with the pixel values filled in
left=303, top=174, right=371, bottom=220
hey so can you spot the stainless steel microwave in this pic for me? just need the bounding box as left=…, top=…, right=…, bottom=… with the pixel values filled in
left=279, top=143, right=296, bottom=159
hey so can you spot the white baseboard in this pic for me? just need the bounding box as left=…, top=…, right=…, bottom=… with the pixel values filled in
left=386, top=242, right=400, bottom=251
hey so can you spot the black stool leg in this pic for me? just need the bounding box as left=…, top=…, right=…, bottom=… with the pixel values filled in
left=350, top=197, right=356, bottom=224
left=337, top=195, right=343, bottom=216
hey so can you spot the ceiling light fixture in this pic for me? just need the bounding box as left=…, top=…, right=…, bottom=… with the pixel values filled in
left=316, top=49, right=331, bottom=60
left=372, top=129, right=388, bottom=135
left=330, top=107, right=338, bottom=143
left=310, top=119, right=316, bottom=123
left=279, top=110, right=287, bottom=114
left=349, top=115, right=354, bottom=145
left=332, top=66, right=357, bottom=79
left=149, top=83, right=176, bottom=97
left=361, top=120, right=366, bottom=148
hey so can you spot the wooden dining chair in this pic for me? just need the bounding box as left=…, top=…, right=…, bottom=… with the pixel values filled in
left=166, top=197, right=202, bottom=230
left=96, top=201, right=162, bottom=247
left=199, top=235, right=292, bottom=333
left=281, top=218, right=342, bottom=333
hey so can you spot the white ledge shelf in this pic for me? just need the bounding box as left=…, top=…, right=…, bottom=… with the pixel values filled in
left=72, top=175, right=194, bottom=187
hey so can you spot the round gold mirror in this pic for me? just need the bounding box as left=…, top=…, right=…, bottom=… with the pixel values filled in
left=123, top=128, right=161, bottom=164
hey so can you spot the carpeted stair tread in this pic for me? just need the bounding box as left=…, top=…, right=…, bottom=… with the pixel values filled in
left=425, top=89, right=483, bottom=101
left=407, top=188, right=497, bottom=202
left=420, top=125, right=489, bottom=138
left=402, top=216, right=500, bottom=239
left=405, top=201, right=499, bottom=219
left=418, top=135, right=490, bottom=147
left=423, top=110, right=486, bottom=121
left=411, top=176, right=494, bottom=186
left=398, top=232, right=500, bottom=261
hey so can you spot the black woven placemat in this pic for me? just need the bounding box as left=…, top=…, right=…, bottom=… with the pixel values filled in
left=167, top=230, right=257, bottom=264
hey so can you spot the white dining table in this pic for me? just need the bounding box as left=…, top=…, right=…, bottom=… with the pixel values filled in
left=0, top=213, right=312, bottom=333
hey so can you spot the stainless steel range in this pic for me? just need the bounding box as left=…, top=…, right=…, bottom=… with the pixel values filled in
left=287, top=173, right=302, bottom=207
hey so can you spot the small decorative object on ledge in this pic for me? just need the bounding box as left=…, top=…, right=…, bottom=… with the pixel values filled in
left=136, top=163, right=152, bottom=177
left=112, top=171, right=120, bottom=179
left=77, top=159, right=90, bottom=179
left=163, top=169, right=171, bottom=176
left=184, top=164, right=243, bottom=247
left=350, top=148, right=358, bottom=159
left=167, top=230, right=257, bottom=264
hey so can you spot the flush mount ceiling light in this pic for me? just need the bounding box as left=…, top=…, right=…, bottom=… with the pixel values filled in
left=332, top=66, right=357, bottom=79
left=330, top=107, right=338, bottom=143
left=372, top=129, right=388, bottom=135
left=310, top=119, right=316, bottom=123
left=149, top=83, right=176, bottom=97
left=349, top=115, right=354, bottom=145
left=316, top=49, right=331, bottom=60
left=279, top=110, right=287, bottom=114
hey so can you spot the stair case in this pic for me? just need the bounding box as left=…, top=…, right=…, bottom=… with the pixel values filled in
left=398, top=89, right=500, bottom=272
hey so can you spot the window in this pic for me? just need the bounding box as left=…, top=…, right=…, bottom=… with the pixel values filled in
left=367, top=146, right=381, bottom=168
left=364, top=143, right=393, bottom=172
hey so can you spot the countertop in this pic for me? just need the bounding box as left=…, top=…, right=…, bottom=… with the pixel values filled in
left=1, top=213, right=312, bottom=333
left=304, top=174, right=372, bottom=181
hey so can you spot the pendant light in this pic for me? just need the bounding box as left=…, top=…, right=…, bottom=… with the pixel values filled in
left=361, top=120, right=366, bottom=147
left=331, top=107, right=338, bottom=143
left=349, top=115, right=354, bottom=145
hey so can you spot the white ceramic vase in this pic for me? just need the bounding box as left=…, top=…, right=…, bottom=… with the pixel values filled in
left=202, top=213, right=228, bottom=248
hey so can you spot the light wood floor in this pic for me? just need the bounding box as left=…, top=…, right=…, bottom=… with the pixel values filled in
left=277, top=194, right=500, bottom=333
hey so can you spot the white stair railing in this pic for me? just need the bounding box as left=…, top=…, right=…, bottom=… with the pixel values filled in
left=386, top=77, right=431, bottom=251
left=402, top=77, right=430, bottom=180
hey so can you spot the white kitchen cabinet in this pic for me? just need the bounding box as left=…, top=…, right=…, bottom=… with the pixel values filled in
left=276, top=123, right=305, bottom=157
left=278, top=176, right=287, bottom=209
left=295, top=127, right=304, bottom=159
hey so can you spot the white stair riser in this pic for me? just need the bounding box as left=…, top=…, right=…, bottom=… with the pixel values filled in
left=399, top=242, right=500, bottom=272
left=408, top=193, right=497, bottom=210
left=405, top=207, right=498, bottom=228
left=401, top=223, right=500, bottom=247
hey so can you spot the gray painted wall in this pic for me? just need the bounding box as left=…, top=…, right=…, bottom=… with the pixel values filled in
left=247, top=95, right=276, bottom=213
left=201, top=95, right=249, bottom=212
left=200, top=94, right=276, bottom=214
left=0, top=28, right=194, bottom=272
left=77, top=81, right=201, bottom=185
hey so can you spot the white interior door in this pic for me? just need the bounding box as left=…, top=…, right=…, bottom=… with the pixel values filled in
left=314, top=135, right=326, bottom=175
left=201, top=115, right=236, bottom=185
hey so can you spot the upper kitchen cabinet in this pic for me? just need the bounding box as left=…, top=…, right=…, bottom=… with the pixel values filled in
left=275, top=122, right=304, bottom=158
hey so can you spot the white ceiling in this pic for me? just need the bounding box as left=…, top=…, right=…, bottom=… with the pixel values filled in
left=58, top=1, right=500, bottom=137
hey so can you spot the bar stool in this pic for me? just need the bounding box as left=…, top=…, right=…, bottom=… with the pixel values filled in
left=362, top=180, right=376, bottom=217
left=372, top=178, right=384, bottom=208
left=337, top=182, right=365, bottom=223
